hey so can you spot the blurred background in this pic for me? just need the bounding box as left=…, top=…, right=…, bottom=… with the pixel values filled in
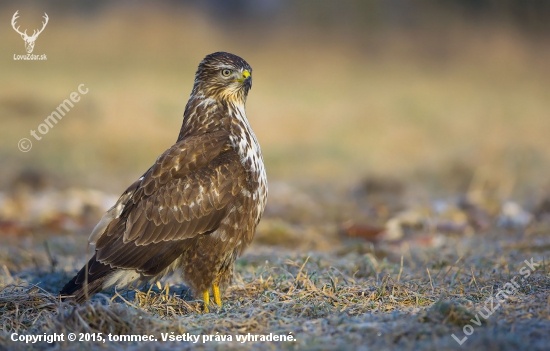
left=2, top=4, right=550, bottom=347
left=1, top=0, right=550, bottom=243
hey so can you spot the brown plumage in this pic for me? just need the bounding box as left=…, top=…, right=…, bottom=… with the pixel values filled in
left=60, top=52, right=268, bottom=309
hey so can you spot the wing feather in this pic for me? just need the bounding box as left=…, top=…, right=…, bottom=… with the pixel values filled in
left=92, top=130, right=247, bottom=276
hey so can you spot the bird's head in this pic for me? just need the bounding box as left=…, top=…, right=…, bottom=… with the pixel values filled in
left=192, top=52, right=252, bottom=104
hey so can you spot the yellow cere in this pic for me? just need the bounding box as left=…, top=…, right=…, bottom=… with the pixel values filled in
left=235, top=70, right=251, bottom=84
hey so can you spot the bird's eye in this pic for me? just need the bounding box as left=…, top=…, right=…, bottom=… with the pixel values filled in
left=221, top=69, right=232, bottom=77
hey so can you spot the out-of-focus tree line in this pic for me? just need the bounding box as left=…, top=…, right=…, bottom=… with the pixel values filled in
left=4, top=0, right=549, bottom=33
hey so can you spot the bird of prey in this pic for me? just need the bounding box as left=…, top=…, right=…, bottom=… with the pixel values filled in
left=60, top=52, right=267, bottom=311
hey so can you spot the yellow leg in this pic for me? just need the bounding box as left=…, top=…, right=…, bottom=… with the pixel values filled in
left=213, top=284, right=222, bottom=307
left=203, top=290, right=210, bottom=313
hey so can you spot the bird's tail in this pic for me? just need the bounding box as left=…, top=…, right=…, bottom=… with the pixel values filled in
left=60, top=253, right=114, bottom=303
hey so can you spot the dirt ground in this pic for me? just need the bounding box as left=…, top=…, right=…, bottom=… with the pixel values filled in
left=0, top=179, right=549, bottom=351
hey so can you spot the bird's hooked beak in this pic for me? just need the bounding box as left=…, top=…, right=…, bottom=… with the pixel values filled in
left=237, top=70, right=252, bottom=90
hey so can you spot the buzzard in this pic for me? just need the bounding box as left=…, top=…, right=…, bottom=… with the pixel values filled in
left=60, top=52, right=267, bottom=311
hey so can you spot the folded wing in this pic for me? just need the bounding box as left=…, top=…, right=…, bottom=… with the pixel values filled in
left=66, top=131, right=247, bottom=294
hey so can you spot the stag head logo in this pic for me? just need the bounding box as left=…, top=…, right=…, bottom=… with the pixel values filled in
left=11, top=11, right=49, bottom=54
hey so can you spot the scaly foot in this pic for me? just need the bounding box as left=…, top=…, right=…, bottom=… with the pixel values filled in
left=203, top=290, right=210, bottom=313
left=213, top=284, right=222, bottom=307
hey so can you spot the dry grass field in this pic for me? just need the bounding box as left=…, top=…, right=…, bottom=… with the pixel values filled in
left=1, top=4, right=549, bottom=351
